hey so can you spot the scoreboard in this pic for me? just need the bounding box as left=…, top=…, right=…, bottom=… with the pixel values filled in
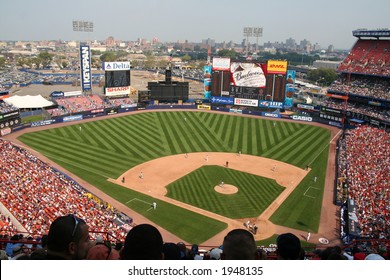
left=103, top=62, right=131, bottom=96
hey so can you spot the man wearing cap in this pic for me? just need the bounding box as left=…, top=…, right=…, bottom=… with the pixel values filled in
left=209, top=248, right=222, bottom=260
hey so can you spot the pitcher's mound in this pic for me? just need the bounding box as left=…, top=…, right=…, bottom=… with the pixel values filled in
left=214, top=184, right=238, bottom=194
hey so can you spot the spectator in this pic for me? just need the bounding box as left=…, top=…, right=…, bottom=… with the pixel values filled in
left=121, top=224, right=163, bottom=260
left=0, top=249, right=8, bottom=260
left=162, top=242, right=182, bottom=260
left=189, top=244, right=203, bottom=260
left=276, top=233, right=302, bottom=260
left=86, top=243, right=120, bottom=260
left=209, top=248, right=222, bottom=260
left=365, top=253, right=385, bottom=260
left=45, top=214, right=91, bottom=260
left=221, top=229, right=258, bottom=260
left=176, top=242, right=190, bottom=260
left=11, top=245, right=28, bottom=260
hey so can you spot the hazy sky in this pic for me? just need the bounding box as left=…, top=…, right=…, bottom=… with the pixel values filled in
left=1, top=0, right=389, bottom=49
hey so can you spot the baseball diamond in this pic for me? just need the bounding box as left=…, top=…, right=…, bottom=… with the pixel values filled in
left=7, top=109, right=340, bottom=246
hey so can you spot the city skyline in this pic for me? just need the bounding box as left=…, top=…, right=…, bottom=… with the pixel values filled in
left=1, top=0, right=389, bottom=50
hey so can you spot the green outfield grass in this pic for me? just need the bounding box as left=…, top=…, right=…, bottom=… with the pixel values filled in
left=18, top=111, right=331, bottom=244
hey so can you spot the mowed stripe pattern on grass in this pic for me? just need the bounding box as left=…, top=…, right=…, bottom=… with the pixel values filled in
left=19, top=112, right=326, bottom=177
left=18, top=111, right=331, bottom=242
left=166, top=166, right=284, bottom=219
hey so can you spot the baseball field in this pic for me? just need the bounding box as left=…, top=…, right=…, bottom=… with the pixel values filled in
left=15, top=110, right=335, bottom=245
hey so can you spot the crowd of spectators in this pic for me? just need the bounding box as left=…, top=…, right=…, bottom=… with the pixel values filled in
left=106, top=97, right=136, bottom=108
left=46, top=96, right=137, bottom=117
left=328, top=75, right=390, bottom=101
left=321, top=98, right=390, bottom=121
left=0, top=139, right=132, bottom=243
left=0, top=101, right=19, bottom=114
left=338, top=39, right=390, bottom=76
left=0, top=214, right=18, bottom=237
left=54, top=95, right=112, bottom=114
left=45, top=107, right=67, bottom=117
left=337, top=126, right=389, bottom=240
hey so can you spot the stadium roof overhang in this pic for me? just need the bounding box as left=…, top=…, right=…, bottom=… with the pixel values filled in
left=4, top=95, right=54, bottom=109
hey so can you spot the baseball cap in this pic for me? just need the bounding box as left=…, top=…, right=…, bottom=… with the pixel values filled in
left=364, top=253, right=385, bottom=260
left=210, top=248, right=222, bottom=260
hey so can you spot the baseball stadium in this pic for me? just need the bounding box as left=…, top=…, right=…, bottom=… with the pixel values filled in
left=0, top=29, right=389, bottom=261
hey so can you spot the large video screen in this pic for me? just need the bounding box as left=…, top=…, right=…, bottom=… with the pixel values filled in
left=230, top=62, right=266, bottom=88
left=105, top=70, right=130, bottom=88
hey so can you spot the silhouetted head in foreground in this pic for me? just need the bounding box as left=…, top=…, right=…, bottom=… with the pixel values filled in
left=121, top=224, right=164, bottom=260
left=221, top=229, right=258, bottom=260
left=276, top=233, right=302, bottom=260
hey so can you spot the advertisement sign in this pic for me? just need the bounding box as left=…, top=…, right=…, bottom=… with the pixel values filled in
left=267, top=60, right=288, bottom=74
left=229, top=108, right=242, bottom=114
left=210, top=96, right=234, bottom=105
left=297, top=103, right=315, bottom=110
left=368, top=101, right=381, bottom=106
left=197, top=105, right=211, bottom=110
left=320, top=106, right=342, bottom=116
left=105, top=86, right=131, bottom=96
left=263, top=112, right=280, bottom=118
left=30, top=119, right=56, bottom=127
left=80, top=45, right=92, bottom=92
left=203, top=65, right=212, bottom=99
left=258, top=100, right=284, bottom=109
left=106, top=108, right=119, bottom=115
left=50, top=91, right=64, bottom=98
left=326, top=93, right=348, bottom=100
left=234, top=98, right=259, bottom=107
left=212, top=57, right=231, bottom=71
left=291, top=115, right=313, bottom=122
left=0, top=127, right=11, bottom=136
left=286, top=70, right=296, bottom=84
left=284, top=84, right=295, bottom=108
left=120, top=103, right=137, bottom=108
left=63, top=115, right=83, bottom=122
left=103, top=62, right=131, bottom=71
left=230, top=62, right=266, bottom=88
left=0, top=110, right=19, bottom=121
left=64, top=91, right=82, bottom=97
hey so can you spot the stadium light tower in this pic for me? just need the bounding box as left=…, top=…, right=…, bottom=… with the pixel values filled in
left=243, top=27, right=253, bottom=56
left=253, top=27, right=263, bottom=53
left=72, top=20, right=94, bottom=33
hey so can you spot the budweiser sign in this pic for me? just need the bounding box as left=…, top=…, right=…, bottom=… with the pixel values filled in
left=230, top=62, right=266, bottom=88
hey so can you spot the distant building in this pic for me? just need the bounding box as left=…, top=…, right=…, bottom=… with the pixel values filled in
left=327, top=44, right=335, bottom=53
left=313, top=60, right=340, bottom=70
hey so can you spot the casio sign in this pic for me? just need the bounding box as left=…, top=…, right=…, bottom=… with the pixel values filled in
left=292, top=115, right=312, bottom=122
